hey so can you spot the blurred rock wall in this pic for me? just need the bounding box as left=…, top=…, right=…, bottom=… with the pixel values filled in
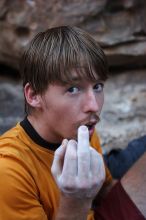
left=0, top=0, right=146, bottom=69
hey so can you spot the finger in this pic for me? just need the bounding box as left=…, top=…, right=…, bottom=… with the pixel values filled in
left=51, top=139, right=68, bottom=179
left=62, top=140, right=77, bottom=178
left=77, top=126, right=90, bottom=178
left=90, top=147, right=105, bottom=185
left=77, top=125, right=90, bottom=153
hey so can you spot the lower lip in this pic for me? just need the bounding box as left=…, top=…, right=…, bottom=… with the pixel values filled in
left=89, top=126, right=95, bottom=137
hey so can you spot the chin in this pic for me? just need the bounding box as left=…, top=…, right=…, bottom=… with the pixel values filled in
left=64, top=131, right=77, bottom=141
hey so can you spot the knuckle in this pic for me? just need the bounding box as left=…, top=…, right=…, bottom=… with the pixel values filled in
left=92, top=178, right=99, bottom=187
left=60, top=178, right=76, bottom=191
left=66, top=140, right=77, bottom=160
left=91, top=147, right=101, bottom=157
left=98, top=153, right=104, bottom=162
left=93, top=174, right=105, bottom=187
left=95, top=151, right=104, bottom=164
left=77, top=180, right=90, bottom=190
left=68, top=139, right=77, bottom=146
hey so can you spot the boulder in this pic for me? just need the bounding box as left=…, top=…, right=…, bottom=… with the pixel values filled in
left=0, top=0, right=146, bottom=70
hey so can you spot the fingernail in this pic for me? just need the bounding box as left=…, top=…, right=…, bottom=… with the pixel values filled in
left=78, top=125, right=88, bottom=132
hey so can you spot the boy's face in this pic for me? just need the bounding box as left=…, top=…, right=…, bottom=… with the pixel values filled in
left=39, top=72, right=104, bottom=143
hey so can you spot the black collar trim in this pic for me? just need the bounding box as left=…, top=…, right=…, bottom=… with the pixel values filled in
left=20, top=117, right=60, bottom=151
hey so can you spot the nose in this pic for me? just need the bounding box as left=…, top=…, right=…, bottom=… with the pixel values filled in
left=83, top=90, right=102, bottom=113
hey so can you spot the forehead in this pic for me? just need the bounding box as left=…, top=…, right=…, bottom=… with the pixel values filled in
left=58, top=68, right=101, bottom=85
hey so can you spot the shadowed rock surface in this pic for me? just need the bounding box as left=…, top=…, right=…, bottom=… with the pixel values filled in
left=0, top=0, right=146, bottom=69
left=0, top=75, right=24, bottom=134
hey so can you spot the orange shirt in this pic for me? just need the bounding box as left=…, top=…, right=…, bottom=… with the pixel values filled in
left=0, top=122, right=112, bottom=220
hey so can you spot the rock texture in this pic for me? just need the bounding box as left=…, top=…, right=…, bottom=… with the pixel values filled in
left=97, top=68, right=146, bottom=151
left=0, top=76, right=24, bottom=134
left=0, top=0, right=146, bottom=69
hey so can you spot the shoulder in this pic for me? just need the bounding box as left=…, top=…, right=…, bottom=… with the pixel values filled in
left=0, top=123, right=28, bottom=159
left=0, top=125, right=37, bottom=186
left=90, top=129, right=102, bottom=154
left=0, top=123, right=38, bottom=181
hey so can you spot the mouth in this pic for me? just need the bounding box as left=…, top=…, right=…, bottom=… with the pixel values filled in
left=78, top=117, right=100, bottom=136
left=84, top=121, right=97, bottom=135
left=85, top=123, right=95, bottom=130
left=84, top=117, right=100, bottom=136
left=85, top=117, right=100, bottom=129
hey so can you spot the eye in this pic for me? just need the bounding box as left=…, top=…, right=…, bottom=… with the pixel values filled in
left=93, top=83, right=104, bottom=92
left=67, top=86, right=80, bottom=94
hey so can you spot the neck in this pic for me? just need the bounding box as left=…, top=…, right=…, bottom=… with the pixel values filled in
left=27, top=115, right=62, bottom=144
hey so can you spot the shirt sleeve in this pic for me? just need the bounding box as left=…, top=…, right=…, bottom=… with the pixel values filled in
left=0, top=154, right=48, bottom=220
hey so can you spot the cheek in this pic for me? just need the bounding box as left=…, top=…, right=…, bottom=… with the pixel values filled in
left=46, top=97, right=81, bottom=124
left=99, top=93, right=104, bottom=110
left=50, top=104, right=74, bottom=121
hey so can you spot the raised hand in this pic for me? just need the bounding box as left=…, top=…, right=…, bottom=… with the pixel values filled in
left=51, top=125, right=105, bottom=199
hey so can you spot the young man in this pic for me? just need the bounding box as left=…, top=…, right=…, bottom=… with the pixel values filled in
left=0, top=26, right=145, bottom=220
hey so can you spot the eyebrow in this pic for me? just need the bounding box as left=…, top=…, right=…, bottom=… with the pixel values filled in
left=70, top=75, right=102, bottom=82
left=60, top=68, right=103, bottom=85
left=70, top=76, right=81, bottom=82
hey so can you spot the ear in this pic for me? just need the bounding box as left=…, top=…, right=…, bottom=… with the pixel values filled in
left=24, top=83, right=42, bottom=108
